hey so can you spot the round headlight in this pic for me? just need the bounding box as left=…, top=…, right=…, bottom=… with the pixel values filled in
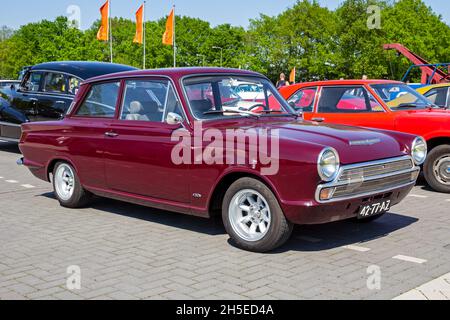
left=411, top=137, right=427, bottom=165
left=318, top=147, right=340, bottom=182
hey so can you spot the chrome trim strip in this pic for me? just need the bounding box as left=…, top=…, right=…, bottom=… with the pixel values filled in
left=0, top=121, right=21, bottom=127
left=179, top=73, right=296, bottom=122
left=0, top=136, right=20, bottom=143
left=315, top=155, right=419, bottom=203
left=77, top=74, right=190, bottom=126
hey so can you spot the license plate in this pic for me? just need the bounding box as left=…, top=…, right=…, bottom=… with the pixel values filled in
left=358, top=200, right=391, bottom=219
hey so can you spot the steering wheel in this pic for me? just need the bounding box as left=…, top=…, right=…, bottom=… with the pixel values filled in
left=246, top=104, right=267, bottom=112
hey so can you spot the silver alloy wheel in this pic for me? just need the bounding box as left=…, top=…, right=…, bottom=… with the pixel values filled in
left=54, top=164, right=76, bottom=201
left=229, top=189, right=271, bottom=242
left=433, top=155, right=450, bottom=186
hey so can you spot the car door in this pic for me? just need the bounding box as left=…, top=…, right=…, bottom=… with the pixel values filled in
left=35, top=72, right=74, bottom=121
left=310, top=85, right=395, bottom=130
left=68, top=81, right=121, bottom=189
left=103, top=78, right=191, bottom=204
left=12, top=70, right=45, bottom=122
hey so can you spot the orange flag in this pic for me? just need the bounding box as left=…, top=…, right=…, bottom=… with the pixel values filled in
left=290, top=67, right=296, bottom=84
left=97, top=0, right=110, bottom=41
left=162, top=8, right=174, bottom=46
left=133, top=4, right=144, bottom=44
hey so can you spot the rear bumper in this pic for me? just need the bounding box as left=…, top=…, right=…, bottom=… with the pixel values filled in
left=281, top=182, right=415, bottom=225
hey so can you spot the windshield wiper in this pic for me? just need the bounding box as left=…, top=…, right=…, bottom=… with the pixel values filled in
left=203, top=110, right=261, bottom=119
left=395, top=103, right=428, bottom=109
left=258, top=109, right=300, bottom=119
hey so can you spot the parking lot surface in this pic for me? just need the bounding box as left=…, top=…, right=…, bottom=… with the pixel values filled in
left=0, top=141, right=449, bottom=300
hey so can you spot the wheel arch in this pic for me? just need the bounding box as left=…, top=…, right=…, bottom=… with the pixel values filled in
left=207, top=170, right=280, bottom=217
left=46, top=157, right=78, bottom=182
left=426, top=136, right=450, bottom=151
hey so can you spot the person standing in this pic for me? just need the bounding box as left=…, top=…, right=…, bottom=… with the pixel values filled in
left=276, top=73, right=290, bottom=88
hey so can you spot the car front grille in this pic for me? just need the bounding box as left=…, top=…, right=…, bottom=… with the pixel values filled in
left=316, top=156, right=419, bottom=203
left=338, top=158, right=414, bottom=182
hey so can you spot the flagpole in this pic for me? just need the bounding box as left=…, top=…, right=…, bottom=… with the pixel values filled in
left=109, top=0, right=113, bottom=63
left=173, top=5, right=176, bottom=68
left=143, top=1, right=146, bottom=69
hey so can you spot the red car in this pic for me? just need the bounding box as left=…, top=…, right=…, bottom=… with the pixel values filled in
left=18, top=69, right=424, bottom=252
left=280, top=80, right=450, bottom=193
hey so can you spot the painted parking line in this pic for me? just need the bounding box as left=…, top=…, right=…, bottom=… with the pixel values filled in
left=5, top=180, right=19, bottom=184
left=343, top=245, right=371, bottom=252
left=21, top=184, right=35, bottom=189
left=297, top=236, right=322, bottom=243
left=446, top=199, right=450, bottom=202
left=393, top=255, right=427, bottom=264
left=407, top=194, right=428, bottom=199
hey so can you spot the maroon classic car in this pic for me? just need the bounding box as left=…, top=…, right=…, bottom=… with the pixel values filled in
left=18, top=68, right=425, bottom=252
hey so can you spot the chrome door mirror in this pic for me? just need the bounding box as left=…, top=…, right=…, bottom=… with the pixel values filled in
left=166, top=112, right=183, bottom=126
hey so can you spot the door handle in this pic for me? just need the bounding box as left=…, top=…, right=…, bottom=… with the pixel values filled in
left=105, top=131, right=119, bottom=138
left=30, top=98, right=38, bottom=103
left=312, top=117, right=325, bottom=122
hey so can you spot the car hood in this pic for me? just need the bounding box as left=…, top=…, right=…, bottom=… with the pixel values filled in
left=220, top=119, right=409, bottom=165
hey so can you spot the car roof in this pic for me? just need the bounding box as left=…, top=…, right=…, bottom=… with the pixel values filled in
left=84, top=67, right=266, bottom=84
left=30, top=61, right=138, bottom=80
left=286, top=79, right=404, bottom=88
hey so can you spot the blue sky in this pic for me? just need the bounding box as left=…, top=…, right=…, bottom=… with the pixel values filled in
left=1, top=0, right=449, bottom=30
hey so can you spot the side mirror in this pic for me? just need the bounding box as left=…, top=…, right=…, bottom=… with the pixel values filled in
left=289, top=101, right=296, bottom=108
left=166, top=112, right=183, bottom=126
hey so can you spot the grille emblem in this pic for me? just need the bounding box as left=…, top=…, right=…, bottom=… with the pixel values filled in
left=349, top=138, right=381, bottom=146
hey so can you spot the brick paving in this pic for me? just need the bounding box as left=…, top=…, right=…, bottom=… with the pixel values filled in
left=0, top=142, right=449, bottom=300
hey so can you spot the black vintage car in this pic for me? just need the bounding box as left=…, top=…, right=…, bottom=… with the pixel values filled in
left=0, top=61, right=137, bottom=141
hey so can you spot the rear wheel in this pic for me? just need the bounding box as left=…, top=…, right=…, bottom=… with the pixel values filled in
left=53, top=162, right=92, bottom=208
left=424, top=145, right=450, bottom=193
left=222, top=178, right=293, bottom=253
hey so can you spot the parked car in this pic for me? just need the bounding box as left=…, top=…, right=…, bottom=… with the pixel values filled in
left=18, top=68, right=424, bottom=252
left=0, top=61, right=137, bottom=142
left=415, top=84, right=450, bottom=109
left=280, top=80, right=450, bottom=193
left=0, top=80, right=20, bottom=90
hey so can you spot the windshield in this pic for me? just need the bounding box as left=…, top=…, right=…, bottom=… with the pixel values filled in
left=183, top=75, right=295, bottom=120
left=370, top=83, right=434, bottom=111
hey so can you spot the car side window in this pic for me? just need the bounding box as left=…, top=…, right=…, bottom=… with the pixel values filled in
left=318, top=86, right=384, bottom=113
left=43, top=72, right=67, bottom=94
left=68, top=77, right=82, bottom=96
left=76, top=82, right=120, bottom=118
left=22, top=71, right=44, bottom=92
left=287, top=87, right=317, bottom=112
left=120, top=79, right=183, bottom=122
left=424, top=87, right=448, bottom=107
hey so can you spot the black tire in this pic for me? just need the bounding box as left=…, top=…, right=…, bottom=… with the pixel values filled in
left=423, top=145, right=450, bottom=193
left=222, top=178, right=293, bottom=253
left=353, top=213, right=386, bottom=223
left=52, top=161, right=92, bottom=208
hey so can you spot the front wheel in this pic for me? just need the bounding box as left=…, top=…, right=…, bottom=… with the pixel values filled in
left=423, top=145, right=450, bottom=193
left=53, top=161, right=92, bottom=208
left=222, top=178, right=293, bottom=253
